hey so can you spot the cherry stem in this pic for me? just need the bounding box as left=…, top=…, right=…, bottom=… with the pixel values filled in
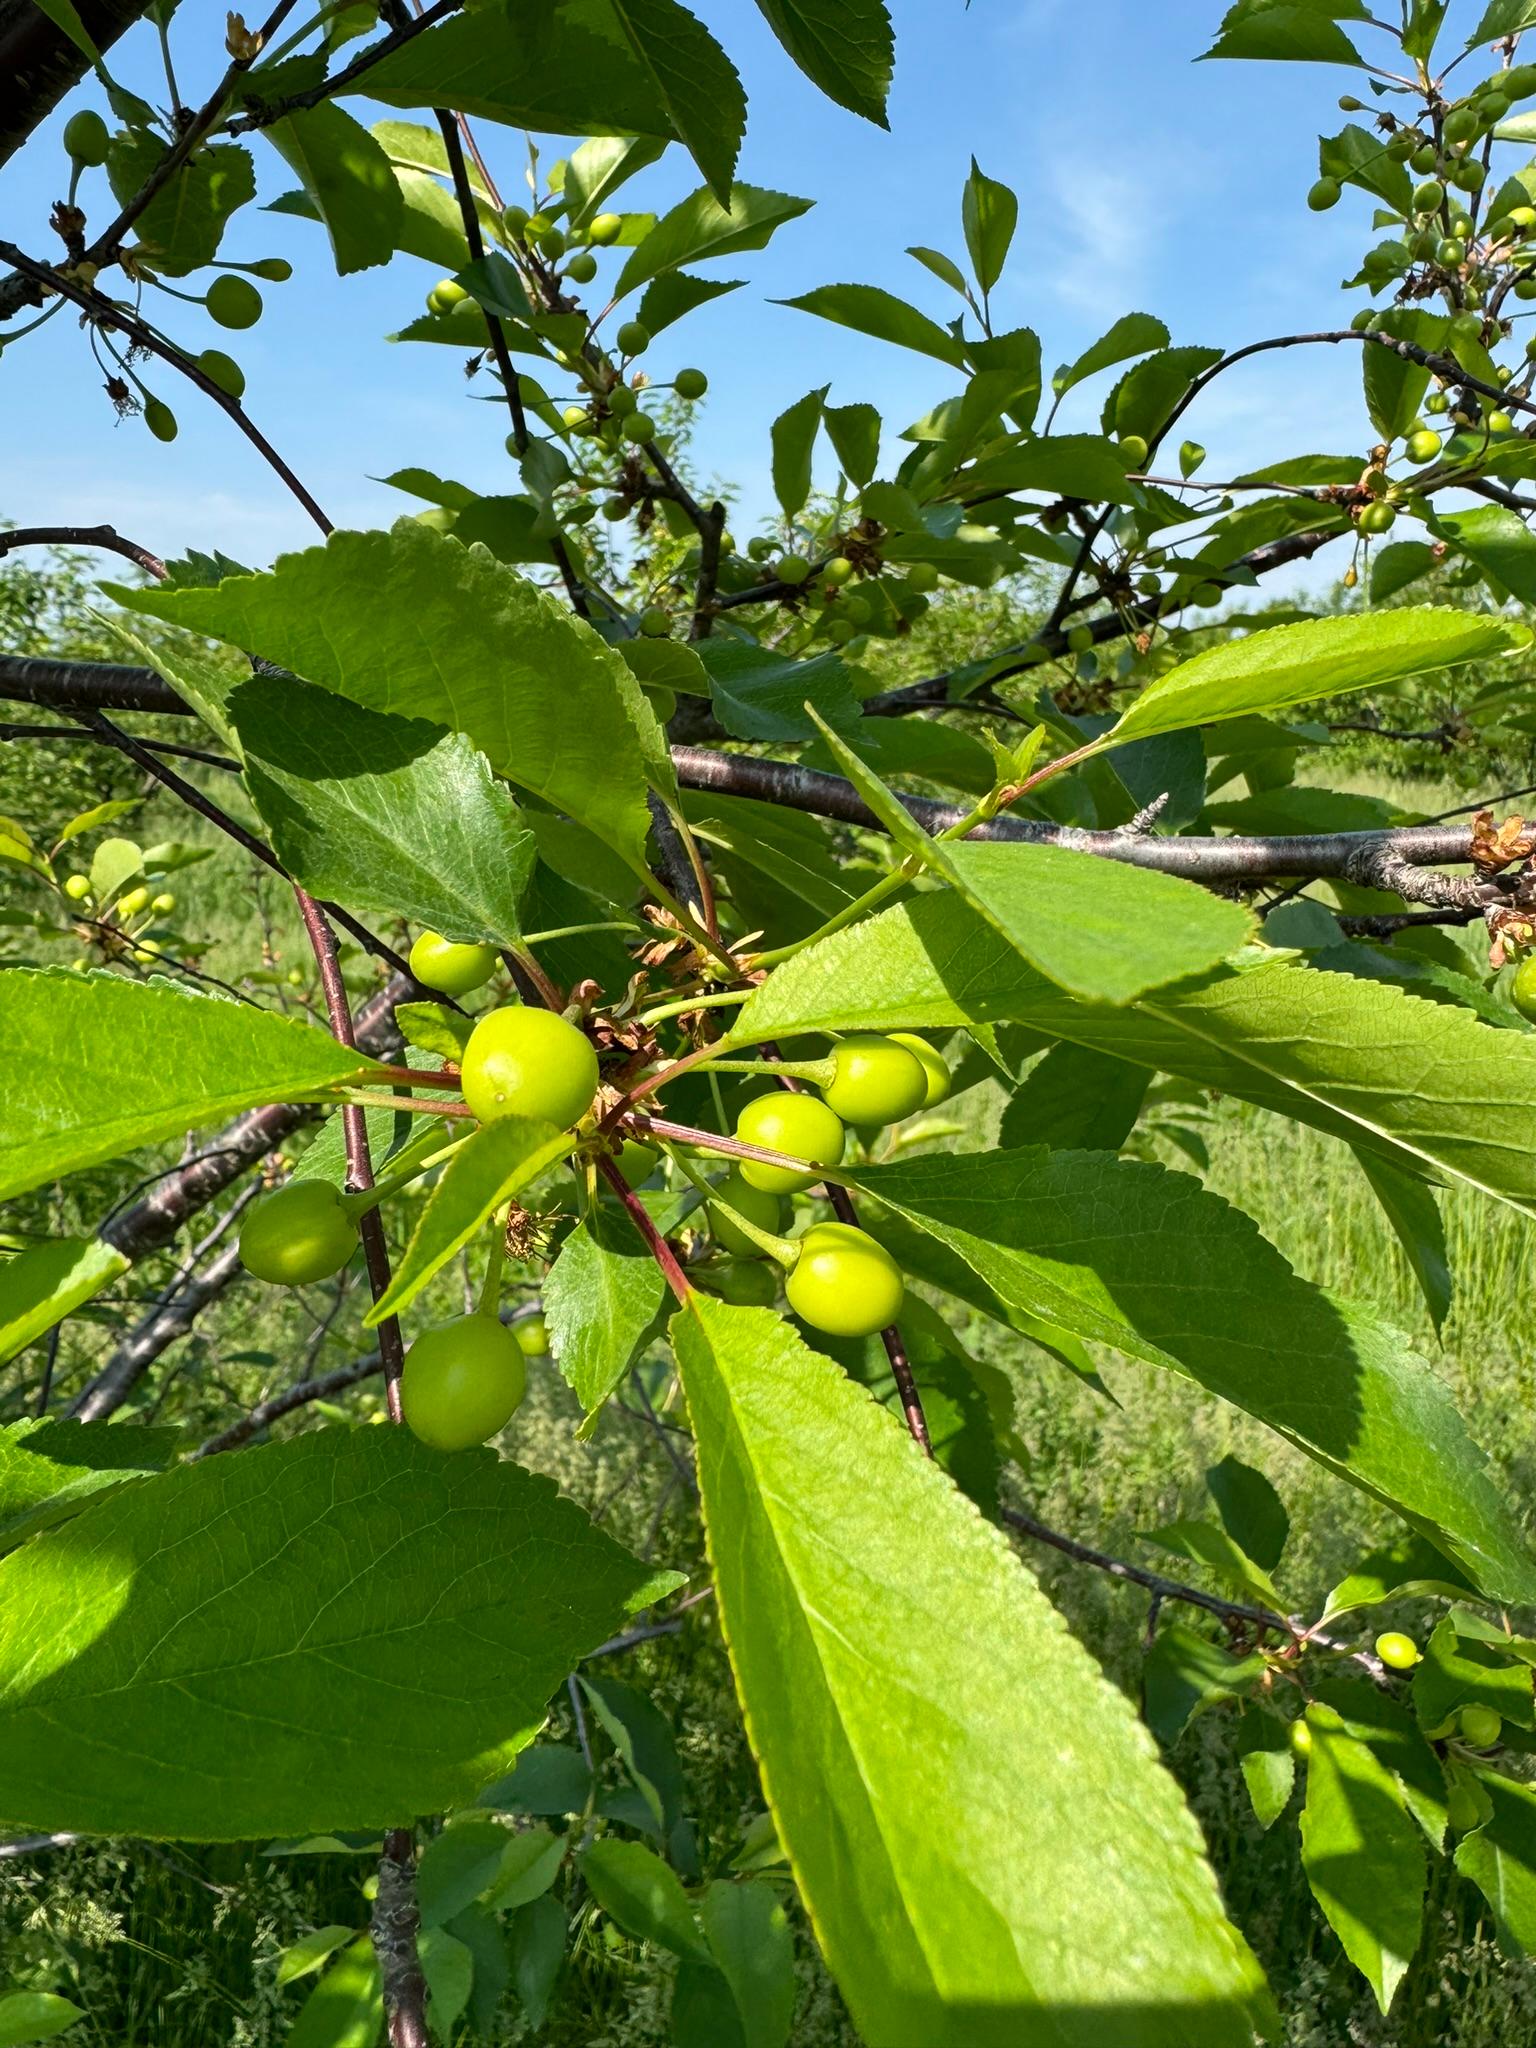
left=624, top=1112, right=851, bottom=1184
left=597, top=1155, right=692, bottom=1304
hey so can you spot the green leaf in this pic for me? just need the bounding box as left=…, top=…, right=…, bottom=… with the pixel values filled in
left=96, top=614, right=242, bottom=756
left=54, top=798, right=140, bottom=846
left=958, top=433, right=1138, bottom=505
left=1052, top=312, right=1170, bottom=397
left=582, top=1838, right=710, bottom=1958
left=418, top=1815, right=521, bottom=1926
left=1202, top=2, right=1366, bottom=65
left=580, top=1671, right=689, bottom=1838
left=545, top=1206, right=669, bottom=1425
left=105, top=132, right=254, bottom=276
left=1140, top=1519, right=1283, bottom=1607
left=960, top=158, right=1016, bottom=295
left=1361, top=309, right=1444, bottom=441
left=419, top=1926, right=474, bottom=2040
left=638, top=270, right=743, bottom=335
left=1412, top=1613, right=1534, bottom=1736
left=477, top=1742, right=591, bottom=1816
left=396, top=1003, right=474, bottom=1063
left=1105, top=608, right=1530, bottom=746
left=699, top=1879, right=795, bottom=2048
left=1429, top=504, right=1536, bottom=605
left=1320, top=122, right=1414, bottom=214
left=906, top=244, right=970, bottom=296
left=483, top=1825, right=565, bottom=1910
left=822, top=401, right=881, bottom=486
left=1237, top=1708, right=1295, bottom=1829
left=998, top=1042, right=1148, bottom=1152
left=1101, top=346, right=1224, bottom=443
left=0, top=970, right=374, bottom=1202
left=777, top=282, right=967, bottom=366
left=564, top=134, right=668, bottom=226
left=0, top=1427, right=676, bottom=1837
left=1467, top=0, right=1536, bottom=40
left=673, top=1958, right=746, bottom=2047
left=286, top=1936, right=382, bottom=2048
left=366, top=1118, right=573, bottom=1326
left=508, top=1894, right=565, bottom=2026
left=0, top=1992, right=85, bottom=2047
left=1456, top=1772, right=1536, bottom=1955
left=702, top=641, right=864, bottom=743
left=604, top=0, right=744, bottom=200
left=1299, top=1722, right=1426, bottom=2012
left=266, top=103, right=400, bottom=274
left=670, top=1295, right=1275, bottom=2046
left=1142, top=1623, right=1265, bottom=1744
left=229, top=672, right=534, bottom=946
left=808, top=713, right=1252, bottom=1002
left=753, top=0, right=893, bottom=124
left=0, top=1418, right=178, bottom=1552
left=1370, top=539, right=1436, bottom=602
left=1205, top=1454, right=1289, bottom=1572
left=1353, top=1146, right=1452, bottom=1335
left=1323, top=1533, right=1477, bottom=1620
left=29, top=0, right=97, bottom=59
left=1310, top=1675, right=1448, bottom=1851
left=87, top=834, right=141, bottom=906
left=111, top=521, right=668, bottom=875
left=0, top=1238, right=128, bottom=1366
left=274, top=1923, right=357, bottom=1986
left=614, top=183, right=812, bottom=299
left=770, top=385, right=827, bottom=518
left=852, top=1146, right=1536, bottom=1603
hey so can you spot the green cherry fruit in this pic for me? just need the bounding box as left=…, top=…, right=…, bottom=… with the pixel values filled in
left=1288, top=1719, right=1314, bottom=1758
left=735, top=1092, right=846, bottom=1194
left=825, top=617, right=856, bottom=645
left=821, top=1034, right=929, bottom=1126
left=1405, top=426, right=1442, bottom=463
left=1410, top=143, right=1440, bottom=174
left=638, top=605, right=671, bottom=637
left=117, top=884, right=150, bottom=918
left=1307, top=177, right=1341, bottom=212
left=197, top=348, right=245, bottom=399
left=1066, top=623, right=1094, bottom=654
left=239, top=1178, right=358, bottom=1286
left=401, top=1313, right=526, bottom=1450
left=1375, top=1631, right=1421, bottom=1671
left=1443, top=105, right=1480, bottom=145
left=513, top=1312, right=549, bottom=1357
left=775, top=554, right=811, bottom=586
left=705, top=1170, right=786, bottom=1257
left=1359, top=500, right=1396, bottom=534
left=63, top=109, right=110, bottom=166
left=708, top=1260, right=780, bottom=1307
left=1488, top=409, right=1515, bottom=433
left=249, top=257, right=292, bottom=282
left=1438, top=237, right=1466, bottom=267
left=143, top=398, right=178, bottom=443
left=1510, top=954, right=1536, bottom=1021
left=1504, top=64, right=1536, bottom=97
left=1426, top=390, right=1450, bottom=412
left=674, top=366, right=708, bottom=400
left=461, top=1005, right=599, bottom=1129
left=565, top=251, right=598, bottom=284
left=502, top=203, right=530, bottom=237
left=747, top=536, right=774, bottom=561
left=1452, top=157, right=1486, bottom=192
left=206, top=274, right=263, bottom=329
left=616, top=319, right=650, bottom=355
left=842, top=594, right=871, bottom=625
left=538, top=226, right=566, bottom=259
left=821, top=554, right=855, bottom=586
left=409, top=930, right=499, bottom=997
left=905, top=561, right=939, bottom=593
left=614, top=1139, right=659, bottom=1186
left=1117, top=433, right=1149, bottom=467
left=151, top=891, right=175, bottom=913
left=1412, top=179, right=1445, bottom=213
left=622, top=412, right=657, bottom=444
left=786, top=1222, right=904, bottom=1338
left=1483, top=93, right=1511, bottom=123
left=1517, top=277, right=1536, bottom=300
left=1460, top=1703, right=1503, bottom=1748
left=607, top=383, right=638, bottom=416
left=427, top=278, right=469, bottom=316
left=889, top=1032, right=951, bottom=1107
left=562, top=404, right=589, bottom=429
left=588, top=212, right=623, bottom=245
left=63, top=872, right=91, bottom=901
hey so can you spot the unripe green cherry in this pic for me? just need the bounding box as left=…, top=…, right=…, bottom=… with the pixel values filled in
left=206, top=274, right=263, bottom=329
left=588, top=212, right=623, bottom=245
left=616, top=319, right=650, bottom=355
left=63, top=872, right=91, bottom=901
left=638, top=605, right=670, bottom=637
left=1289, top=1719, right=1313, bottom=1758
left=1518, top=277, right=1536, bottom=300
left=428, top=278, right=469, bottom=316
left=1375, top=1631, right=1420, bottom=1671
left=1359, top=500, right=1396, bottom=534
left=1483, top=93, right=1511, bottom=122
left=1426, top=389, right=1450, bottom=412
left=1410, top=142, right=1439, bottom=174
left=151, top=891, right=175, bottom=913
left=1307, top=176, right=1341, bottom=212
left=409, top=930, right=499, bottom=997
left=705, top=1170, right=786, bottom=1257
left=461, top=1005, right=599, bottom=1129
left=775, top=554, right=810, bottom=586
left=787, top=1222, right=904, bottom=1338
left=825, top=617, right=856, bottom=645
left=1438, top=237, right=1466, bottom=267
left=1443, top=105, right=1479, bottom=145
left=1460, top=1703, right=1502, bottom=1748
left=1504, top=64, right=1536, bottom=97
left=905, top=561, right=939, bottom=593
left=401, top=1313, right=526, bottom=1450
left=1066, top=623, right=1094, bottom=654
left=747, top=536, right=774, bottom=561
left=674, top=366, right=708, bottom=399
left=537, top=226, right=566, bottom=260
left=503, top=203, right=530, bottom=237
left=565, top=251, right=598, bottom=283
left=1488, top=409, right=1514, bottom=433
left=117, top=884, right=150, bottom=917
left=821, top=554, right=854, bottom=586
left=735, top=1092, right=846, bottom=1194
left=821, top=1034, right=929, bottom=1126
left=249, top=257, right=292, bottom=282
left=1405, top=426, right=1442, bottom=463
left=607, top=383, right=638, bottom=417
left=513, top=1312, right=549, bottom=1357
left=1117, top=433, right=1149, bottom=467
left=889, top=1032, right=951, bottom=1107
left=63, top=109, right=110, bottom=166
left=239, top=1178, right=358, bottom=1285
left=144, top=398, right=177, bottom=442
left=197, top=348, right=246, bottom=399
left=1510, top=954, right=1536, bottom=1021
left=622, top=412, right=657, bottom=444
left=842, top=594, right=871, bottom=625
left=614, top=1139, right=659, bottom=1186
left=1412, top=179, right=1445, bottom=213
left=708, top=1260, right=780, bottom=1307
left=1452, top=157, right=1485, bottom=192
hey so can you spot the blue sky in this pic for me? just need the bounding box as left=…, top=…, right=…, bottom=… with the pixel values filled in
left=0, top=2, right=1372, bottom=578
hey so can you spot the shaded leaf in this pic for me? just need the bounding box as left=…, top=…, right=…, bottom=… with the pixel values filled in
left=0, top=1418, right=178, bottom=1552
left=545, top=1206, right=669, bottom=1422
left=0, top=1238, right=128, bottom=1367
left=615, top=183, right=812, bottom=299
left=753, top=0, right=893, bottom=123
left=1300, top=1721, right=1426, bottom=2012
left=267, top=102, right=401, bottom=274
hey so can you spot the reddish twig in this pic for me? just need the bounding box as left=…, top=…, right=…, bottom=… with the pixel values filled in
left=597, top=1154, right=691, bottom=1304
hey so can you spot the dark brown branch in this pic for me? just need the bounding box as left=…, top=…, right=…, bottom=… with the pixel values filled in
left=0, top=0, right=151, bottom=170
left=1000, top=1505, right=1387, bottom=1682
left=0, top=523, right=164, bottom=577
left=0, top=720, right=237, bottom=768
left=69, top=1235, right=245, bottom=1422
left=191, top=1352, right=386, bottom=1458
left=373, top=1835, right=429, bottom=2048
left=227, top=0, right=460, bottom=132
left=0, top=652, right=187, bottom=713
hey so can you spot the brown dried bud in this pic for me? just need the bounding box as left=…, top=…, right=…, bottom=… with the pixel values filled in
left=1470, top=808, right=1536, bottom=873
left=225, top=11, right=263, bottom=60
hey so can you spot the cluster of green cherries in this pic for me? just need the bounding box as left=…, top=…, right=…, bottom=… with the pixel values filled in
left=1290, top=1630, right=1505, bottom=1758
left=238, top=931, right=949, bottom=1453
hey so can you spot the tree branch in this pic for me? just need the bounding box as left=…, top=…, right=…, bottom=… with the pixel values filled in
left=0, top=0, right=151, bottom=170
left=0, top=523, right=164, bottom=577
